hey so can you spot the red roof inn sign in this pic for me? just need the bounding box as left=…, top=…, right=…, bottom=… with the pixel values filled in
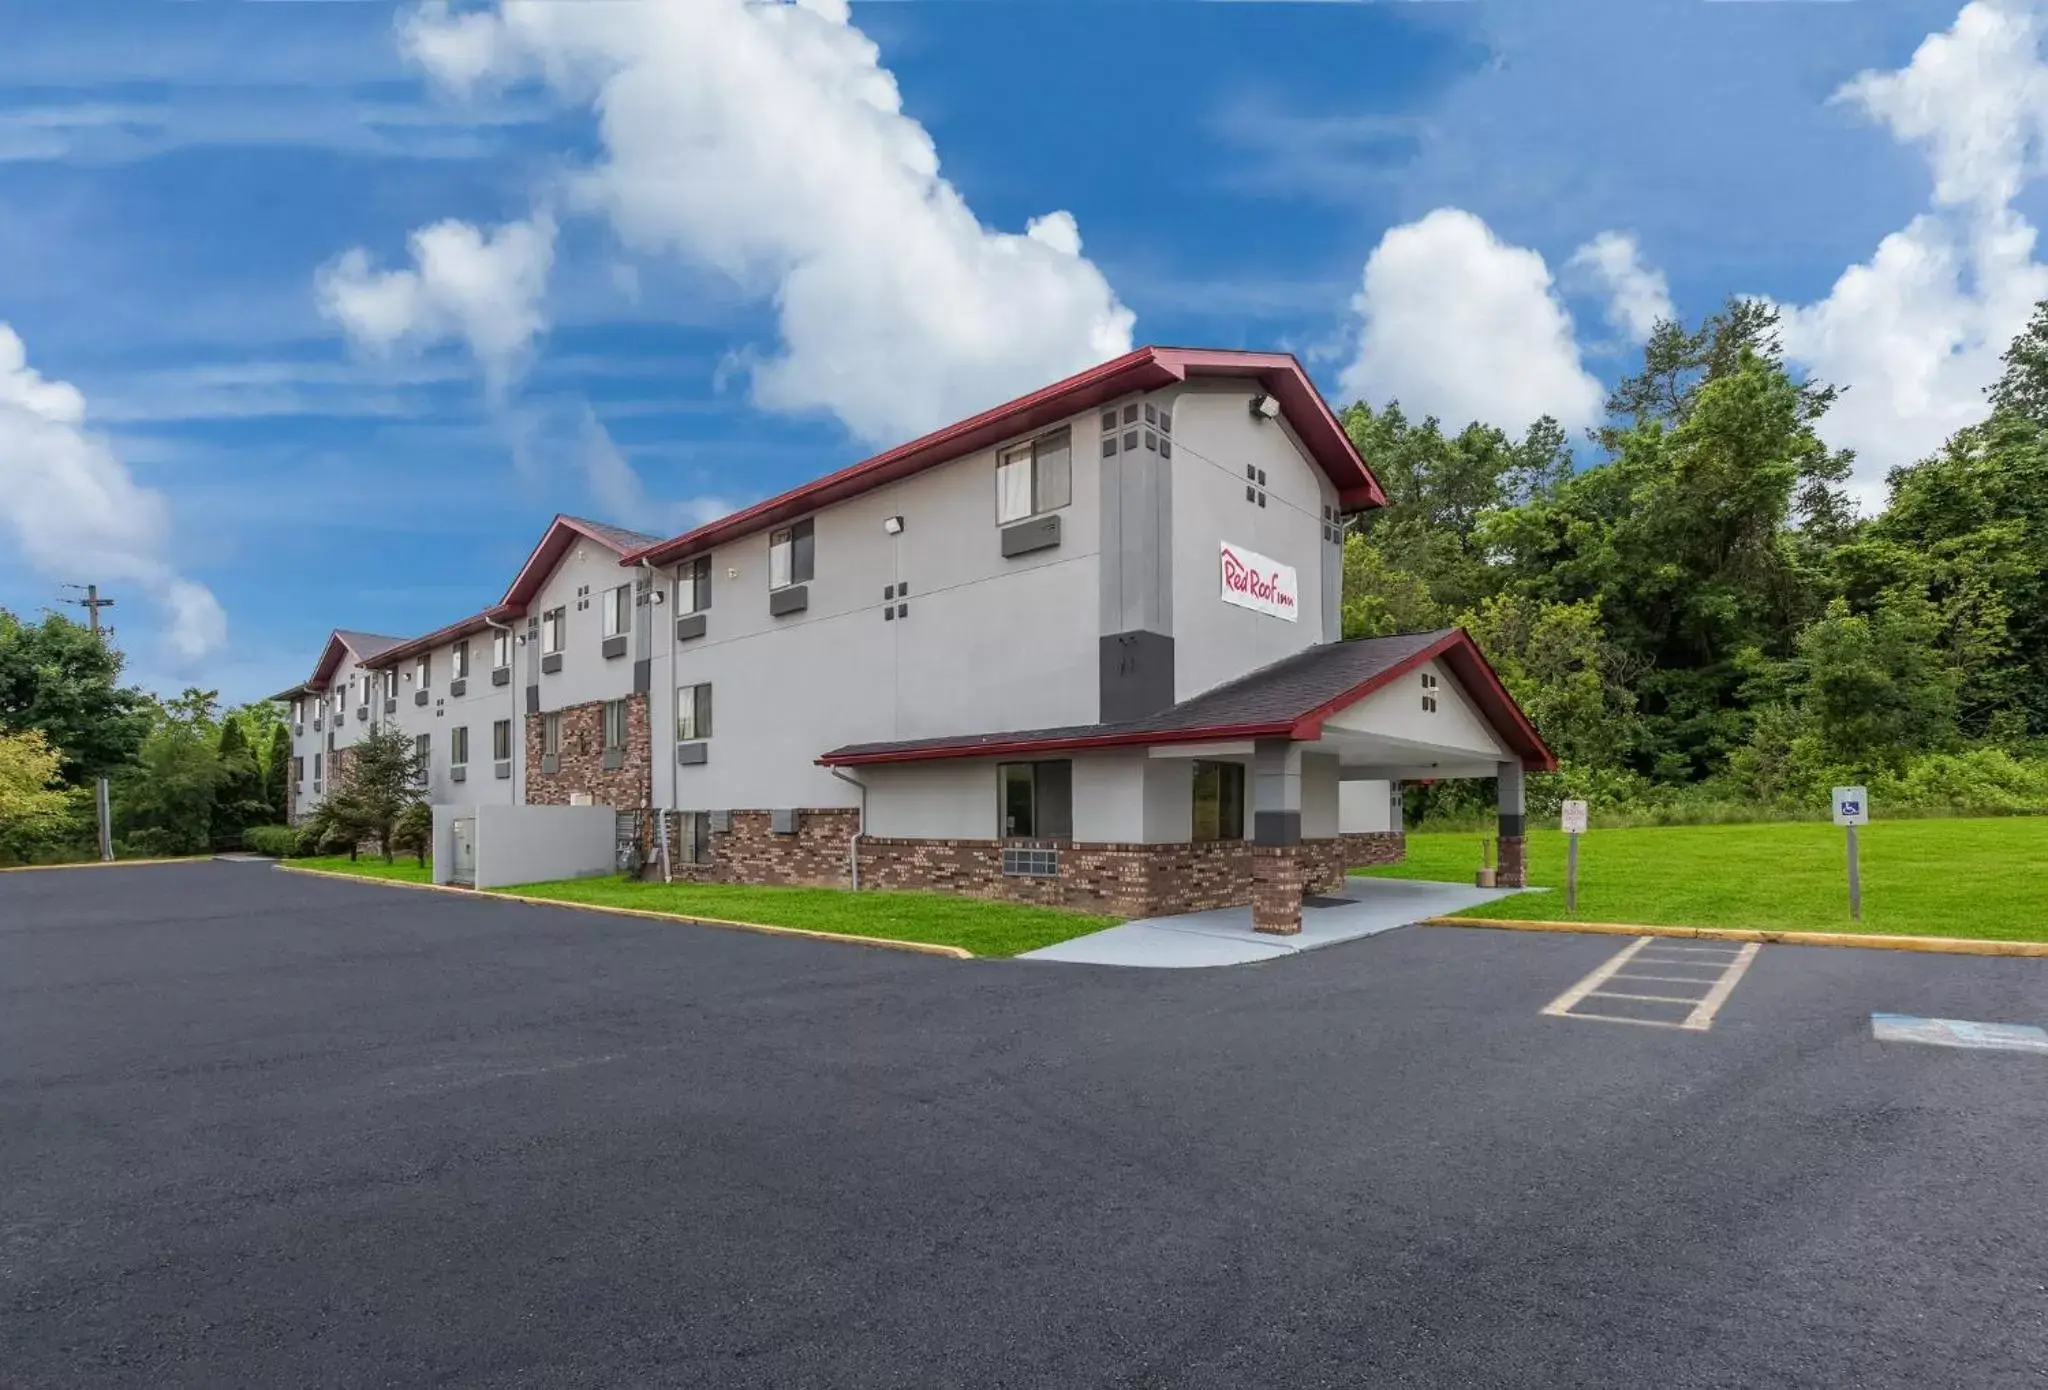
left=1220, top=542, right=1298, bottom=622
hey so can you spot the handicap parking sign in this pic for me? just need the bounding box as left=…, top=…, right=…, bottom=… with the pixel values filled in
left=1832, top=786, right=1869, bottom=826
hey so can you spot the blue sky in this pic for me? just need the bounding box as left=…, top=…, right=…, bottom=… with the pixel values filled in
left=0, top=0, right=2037, bottom=705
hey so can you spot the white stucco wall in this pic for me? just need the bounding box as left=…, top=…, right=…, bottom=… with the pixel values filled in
left=1322, top=658, right=1510, bottom=759
left=1340, top=779, right=1397, bottom=833
left=1301, top=752, right=1340, bottom=840
left=434, top=803, right=616, bottom=888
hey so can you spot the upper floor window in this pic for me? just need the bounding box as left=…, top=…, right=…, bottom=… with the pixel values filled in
left=541, top=607, right=565, bottom=655
left=413, top=733, right=431, bottom=785
left=451, top=726, right=469, bottom=766
left=997, top=759, right=1072, bottom=839
left=602, top=699, right=630, bottom=751
left=676, top=683, right=712, bottom=741
left=769, top=520, right=814, bottom=590
left=678, top=555, right=712, bottom=614
left=453, top=642, right=470, bottom=679
left=348, top=674, right=360, bottom=708
left=291, top=755, right=304, bottom=784
left=603, top=584, right=633, bottom=639
left=492, top=719, right=512, bottom=762
left=542, top=712, right=562, bottom=756
left=414, top=655, right=431, bottom=688
left=380, top=669, right=396, bottom=700
left=997, top=426, right=1072, bottom=525
left=492, top=630, right=512, bottom=670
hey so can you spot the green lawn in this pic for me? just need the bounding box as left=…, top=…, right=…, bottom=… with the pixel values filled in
left=1359, top=818, right=2048, bottom=941
left=285, top=855, right=435, bottom=884
left=492, top=878, right=1118, bottom=958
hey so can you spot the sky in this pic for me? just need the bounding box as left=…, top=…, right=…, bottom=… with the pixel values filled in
left=2, top=0, right=2044, bottom=705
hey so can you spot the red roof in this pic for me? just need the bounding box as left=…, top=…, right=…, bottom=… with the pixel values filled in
left=361, top=605, right=519, bottom=669
left=627, top=346, right=1388, bottom=568
left=818, top=629, right=1555, bottom=772
left=500, top=514, right=664, bottom=612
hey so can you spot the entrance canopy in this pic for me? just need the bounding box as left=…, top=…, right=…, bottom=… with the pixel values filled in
left=817, top=628, right=1555, bottom=774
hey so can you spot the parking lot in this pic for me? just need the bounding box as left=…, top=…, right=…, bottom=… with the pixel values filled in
left=5, top=861, right=2048, bottom=1387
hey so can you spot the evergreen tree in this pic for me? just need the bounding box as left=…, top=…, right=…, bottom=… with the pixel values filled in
left=211, top=717, right=268, bottom=850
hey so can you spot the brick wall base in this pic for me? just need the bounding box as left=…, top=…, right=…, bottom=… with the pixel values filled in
left=525, top=696, right=651, bottom=810
left=1340, top=831, right=1406, bottom=870
left=673, top=809, right=1352, bottom=919
left=1251, top=846, right=1305, bottom=934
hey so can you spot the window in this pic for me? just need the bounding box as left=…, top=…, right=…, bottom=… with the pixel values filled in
left=541, top=607, right=565, bottom=655
left=492, top=630, right=512, bottom=671
left=678, top=555, right=712, bottom=614
left=603, top=583, right=633, bottom=638
left=292, top=755, right=305, bottom=785
left=602, top=699, right=630, bottom=751
left=769, top=519, right=814, bottom=590
left=540, top=712, right=561, bottom=756
left=676, top=683, right=712, bottom=741
left=451, top=726, right=469, bottom=766
left=670, top=811, right=711, bottom=866
left=453, top=642, right=470, bottom=679
left=996, top=426, right=1072, bottom=524
left=313, top=752, right=323, bottom=781
left=350, top=674, right=363, bottom=709
left=1100, top=403, right=1168, bottom=462
left=1421, top=671, right=1439, bottom=714
left=382, top=669, right=398, bottom=701
left=413, top=733, right=430, bottom=784
left=1192, top=761, right=1246, bottom=842
left=492, top=719, right=511, bottom=762
left=415, top=655, right=431, bottom=689
left=997, top=759, right=1072, bottom=838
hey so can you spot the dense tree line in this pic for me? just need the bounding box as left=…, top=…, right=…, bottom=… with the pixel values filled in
left=1341, top=298, right=2048, bottom=823
left=0, top=612, right=291, bottom=862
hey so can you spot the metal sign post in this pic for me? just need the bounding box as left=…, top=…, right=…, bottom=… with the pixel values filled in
left=1832, top=786, right=1869, bottom=921
left=1560, top=799, right=1588, bottom=913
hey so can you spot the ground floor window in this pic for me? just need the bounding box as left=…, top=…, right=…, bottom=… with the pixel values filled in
left=450, top=726, right=469, bottom=766
left=1192, top=760, right=1246, bottom=842
left=997, top=759, right=1072, bottom=839
left=492, top=719, right=512, bottom=762
left=542, top=712, right=562, bottom=756
left=669, top=810, right=710, bottom=865
left=602, top=699, right=630, bottom=751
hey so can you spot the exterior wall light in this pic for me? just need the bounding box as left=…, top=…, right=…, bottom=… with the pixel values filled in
left=884, top=515, right=905, bottom=535
left=1249, top=393, right=1281, bottom=421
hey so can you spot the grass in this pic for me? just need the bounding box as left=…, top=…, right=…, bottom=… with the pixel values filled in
left=1359, top=818, right=2048, bottom=942
left=286, top=855, right=435, bottom=884
left=491, top=877, right=1119, bottom=958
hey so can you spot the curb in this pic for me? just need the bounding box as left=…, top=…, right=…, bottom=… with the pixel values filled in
left=1424, top=915, right=2048, bottom=958
left=272, top=863, right=974, bottom=959
left=0, top=856, right=209, bottom=874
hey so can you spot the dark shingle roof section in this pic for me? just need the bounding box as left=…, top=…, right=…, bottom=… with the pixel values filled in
left=335, top=631, right=409, bottom=662
left=822, top=630, right=1464, bottom=763
left=560, top=515, right=663, bottom=555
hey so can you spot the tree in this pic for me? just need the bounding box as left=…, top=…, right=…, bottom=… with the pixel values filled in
left=0, top=728, right=73, bottom=860
left=0, top=609, right=149, bottom=785
left=324, top=724, right=426, bottom=862
left=112, top=690, right=225, bottom=858
left=1458, top=595, right=1641, bottom=768
left=391, top=802, right=433, bottom=867
left=210, top=717, right=270, bottom=851
left=1793, top=592, right=1959, bottom=769
left=1986, top=298, right=2048, bottom=427
left=264, top=722, right=292, bottom=824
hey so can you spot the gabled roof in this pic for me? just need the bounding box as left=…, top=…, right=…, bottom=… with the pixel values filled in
left=627, top=346, right=1388, bottom=568
left=360, top=605, right=519, bottom=670
left=500, top=514, right=665, bottom=612
left=818, top=629, right=1555, bottom=771
left=301, top=629, right=410, bottom=691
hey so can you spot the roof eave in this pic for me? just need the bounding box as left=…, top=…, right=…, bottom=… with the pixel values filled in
left=817, top=720, right=1295, bottom=768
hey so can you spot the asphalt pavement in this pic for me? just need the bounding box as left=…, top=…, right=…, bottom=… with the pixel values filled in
left=4, top=861, right=2047, bottom=1388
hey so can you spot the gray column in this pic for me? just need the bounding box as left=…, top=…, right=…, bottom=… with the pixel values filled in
left=1496, top=761, right=1526, bottom=838
left=1252, top=739, right=1304, bottom=845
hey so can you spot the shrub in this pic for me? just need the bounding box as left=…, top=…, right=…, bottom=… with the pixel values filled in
left=293, top=821, right=324, bottom=857
left=241, top=825, right=300, bottom=857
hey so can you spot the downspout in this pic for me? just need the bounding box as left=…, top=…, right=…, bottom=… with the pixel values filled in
left=639, top=556, right=675, bottom=882
left=482, top=611, right=518, bottom=807
left=829, top=766, right=867, bottom=892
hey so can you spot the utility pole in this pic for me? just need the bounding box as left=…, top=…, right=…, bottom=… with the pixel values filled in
left=61, top=584, right=117, bottom=862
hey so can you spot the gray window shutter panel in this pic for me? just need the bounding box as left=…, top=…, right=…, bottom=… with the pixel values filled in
left=697, top=685, right=713, bottom=739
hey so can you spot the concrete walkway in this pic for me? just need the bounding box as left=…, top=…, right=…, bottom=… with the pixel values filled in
left=1022, top=876, right=1537, bottom=968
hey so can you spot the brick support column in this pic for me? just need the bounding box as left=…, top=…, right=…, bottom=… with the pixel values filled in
left=1497, top=760, right=1528, bottom=889
left=1251, top=845, right=1305, bottom=935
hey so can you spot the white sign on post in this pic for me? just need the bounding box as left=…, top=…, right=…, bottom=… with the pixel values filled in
left=1832, top=787, right=1869, bottom=826
left=1560, top=799, right=1589, bottom=835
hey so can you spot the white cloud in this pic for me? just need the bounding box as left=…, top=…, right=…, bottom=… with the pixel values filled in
left=1566, top=231, right=1674, bottom=343
left=1338, top=207, right=1607, bottom=432
left=0, top=324, right=226, bottom=663
left=1775, top=0, right=2048, bottom=503
left=317, top=213, right=555, bottom=397
left=398, top=0, right=1133, bottom=444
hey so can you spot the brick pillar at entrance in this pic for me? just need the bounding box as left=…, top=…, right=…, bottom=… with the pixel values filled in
left=1251, top=846, right=1305, bottom=935
left=1497, top=760, right=1528, bottom=888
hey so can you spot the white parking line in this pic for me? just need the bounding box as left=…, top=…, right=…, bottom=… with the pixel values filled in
left=1543, top=937, right=1762, bottom=1032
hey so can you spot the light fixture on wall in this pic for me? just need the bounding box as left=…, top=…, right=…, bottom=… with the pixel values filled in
left=1249, top=393, right=1281, bottom=421
left=650, top=590, right=665, bottom=605
left=883, top=515, right=904, bottom=535
left=727, top=566, right=739, bottom=579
